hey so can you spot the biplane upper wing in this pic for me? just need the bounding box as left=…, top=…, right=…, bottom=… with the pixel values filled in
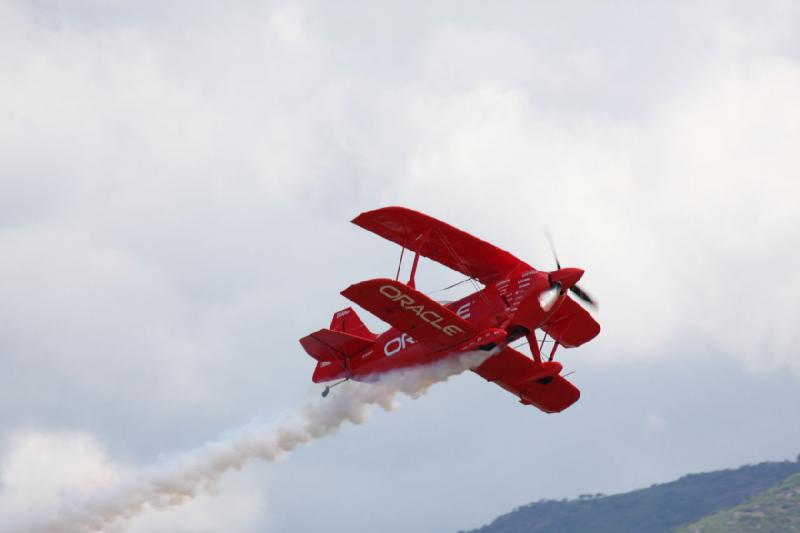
left=541, top=296, right=600, bottom=348
left=473, top=346, right=580, bottom=413
left=341, top=278, right=478, bottom=351
left=352, top=207, right=526, bottom=285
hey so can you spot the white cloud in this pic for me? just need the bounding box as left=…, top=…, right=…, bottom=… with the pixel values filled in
left=268, top=3, right=312, bottom=47
left=645, top=413, right=668, bottom=434
left=0, top=430, right=268, bottom=533
left=0, top=0, right=354, bottom=433
left=0, top=431, right=121, bottom=519
left=640, top=49, right=800, bottom=372
left=1, top=2, right=799, bottom=532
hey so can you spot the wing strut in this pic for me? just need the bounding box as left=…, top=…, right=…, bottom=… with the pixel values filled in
left=528, top=330, right=563, bottom=364
left=407, top=229, right=430, bottom=289
left=548, top=339, right=561, bottom=362
left=395, top=246, right=405, bottom=281
left=527, top=333, right=542, bottom=365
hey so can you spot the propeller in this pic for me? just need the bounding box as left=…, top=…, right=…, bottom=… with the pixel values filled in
left=544, top=227, right=562, bottom=270
left=568, top=283, right=596, bottom=308
left=544, top=227, right=597, bottom=309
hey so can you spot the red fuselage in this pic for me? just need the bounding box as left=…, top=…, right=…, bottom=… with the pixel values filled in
left=336, top=265, right=555, bottom=380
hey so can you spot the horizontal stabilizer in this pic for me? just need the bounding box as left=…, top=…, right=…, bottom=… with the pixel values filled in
left=300, top=329, right=375, bottom=383
left=300, top=329, right=373, bottom=362
left=341, top=278, right=477, bottom=351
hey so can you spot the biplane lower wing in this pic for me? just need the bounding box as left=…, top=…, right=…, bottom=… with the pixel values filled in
left=542, top=296, right=600, bottom=348
left=517, top=375, right=580, bottom=413
left=474, top=346, right=580, bottom=413
left=341, top=278, right=478, bottom=351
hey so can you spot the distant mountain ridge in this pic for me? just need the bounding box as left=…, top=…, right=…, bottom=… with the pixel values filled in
left=463, top=458, right=800, bottom=533
left=678, top=471, right=800, bottom=532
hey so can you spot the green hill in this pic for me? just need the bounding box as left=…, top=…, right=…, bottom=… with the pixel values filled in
left=677, top=471, right=800, bottom=532
left=463, top=459, right=800, bottom=533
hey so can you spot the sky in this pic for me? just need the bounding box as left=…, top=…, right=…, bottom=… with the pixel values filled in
left=1, top=1, right=799, bottom=531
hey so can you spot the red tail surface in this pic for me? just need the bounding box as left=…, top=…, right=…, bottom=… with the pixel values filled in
left=300, top=308, right=376, bottom=383
left=329, top=307, right=376, bottom=339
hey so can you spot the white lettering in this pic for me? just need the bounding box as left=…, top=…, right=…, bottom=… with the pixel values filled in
left=443, top=325, right=465, bottom=336
left=420, top=310, right=443, bottom=330
left=379, top=284, right=465, bottom=337
left=384, top=337, right=403, bottom=357
left=383, top=333, right=416, bottom=356
left=379, top=284, right=404, bottom=299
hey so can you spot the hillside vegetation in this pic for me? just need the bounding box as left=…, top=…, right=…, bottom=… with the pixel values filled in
left=464, top=460, right=800, bottom=533
left=677, top=471, right=800, bottom=532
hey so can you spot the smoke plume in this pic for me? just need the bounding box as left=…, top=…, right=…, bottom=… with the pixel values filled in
left=15, top=351, right=491, bottom=533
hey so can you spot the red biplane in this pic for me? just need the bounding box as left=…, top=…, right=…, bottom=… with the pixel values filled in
left=299, top=207, right=600, bottom=413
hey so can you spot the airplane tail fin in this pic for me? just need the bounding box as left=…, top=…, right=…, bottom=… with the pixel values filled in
left=328, top=307, right=376, bottom=339
left=299, top=308, right=376, bottom=383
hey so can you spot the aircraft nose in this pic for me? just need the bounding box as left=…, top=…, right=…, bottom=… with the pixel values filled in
left=549, top=267, right=584, bottom=289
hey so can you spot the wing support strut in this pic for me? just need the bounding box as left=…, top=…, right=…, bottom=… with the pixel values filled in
left=527, top=333, right=542, bottom=365
left=407, top=229, right=430, bottom=289
left=395, top=246, right=405, bottom=281
left=548, top=340, right=561, bottom=362
left=527, top=331, right=562, bottom=365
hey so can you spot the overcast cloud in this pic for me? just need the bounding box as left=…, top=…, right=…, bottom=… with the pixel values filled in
left=1, top=1, right=799, bottom=532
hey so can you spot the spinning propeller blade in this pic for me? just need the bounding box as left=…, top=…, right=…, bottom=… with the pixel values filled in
left=543, top=228, right=597, bottom=309
left=544, top=226, right=561, bottom=270
left=569, top=284, right=597, bottom=308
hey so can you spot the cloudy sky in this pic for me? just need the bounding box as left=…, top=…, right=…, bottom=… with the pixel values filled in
left=1, top=1, right=799, bottom=531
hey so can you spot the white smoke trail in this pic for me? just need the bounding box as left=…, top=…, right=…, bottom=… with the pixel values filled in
left=15, top=351, right=491, bottom=533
